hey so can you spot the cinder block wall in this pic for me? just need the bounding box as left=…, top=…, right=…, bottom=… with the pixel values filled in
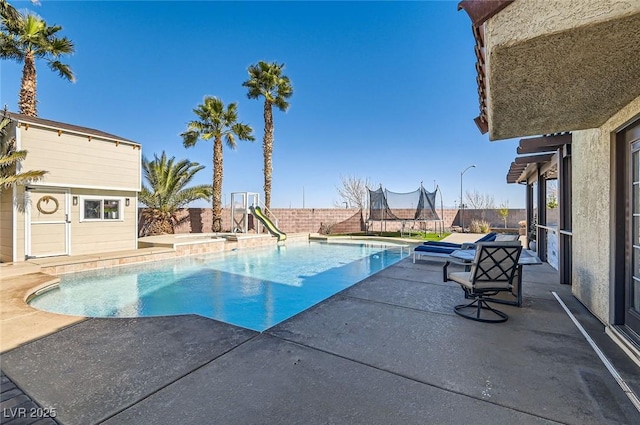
left=139, top=208, right=527, bottom=235
left=458, top=209, right=527, bottom=229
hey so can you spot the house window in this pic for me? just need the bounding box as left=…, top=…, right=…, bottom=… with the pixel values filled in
left=81, top=198, right=123, bottom=221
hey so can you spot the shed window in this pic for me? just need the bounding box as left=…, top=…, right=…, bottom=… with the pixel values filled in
left=81, top=198, right=122, bottom=221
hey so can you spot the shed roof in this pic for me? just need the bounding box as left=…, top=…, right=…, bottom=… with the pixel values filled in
left=6, top=111, right=139, bottom=146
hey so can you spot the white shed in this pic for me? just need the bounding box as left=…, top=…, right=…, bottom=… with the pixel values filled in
left=1, top=112, right=141, bottom=262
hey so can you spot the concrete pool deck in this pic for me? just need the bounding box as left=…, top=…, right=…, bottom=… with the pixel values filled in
left=1, top=236, right=640, bottom=424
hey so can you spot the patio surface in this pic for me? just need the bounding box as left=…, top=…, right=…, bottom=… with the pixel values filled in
left=1, top=239, right=640, bottom=424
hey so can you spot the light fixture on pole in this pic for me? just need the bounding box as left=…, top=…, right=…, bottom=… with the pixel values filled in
left=460, top=164, right=476, bottom=232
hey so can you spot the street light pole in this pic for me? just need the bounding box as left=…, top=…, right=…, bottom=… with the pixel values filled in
left=460, top=164, right=476, bottom=232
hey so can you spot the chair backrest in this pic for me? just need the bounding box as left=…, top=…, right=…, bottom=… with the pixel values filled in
left=469, top=241, right=522, bottom=290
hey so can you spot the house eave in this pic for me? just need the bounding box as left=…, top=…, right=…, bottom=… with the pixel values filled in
left=488, top=11, right=640, bottom=140
left=461, top=1, right=640, bottom=141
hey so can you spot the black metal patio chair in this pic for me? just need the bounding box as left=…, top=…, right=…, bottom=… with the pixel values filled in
left=447, top=241, right=522, bottom=323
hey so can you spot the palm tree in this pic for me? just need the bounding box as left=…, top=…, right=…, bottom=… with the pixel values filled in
left=139, top=152, right=212, bottom=236
left=181, top=96, right=254, bottom=232
left=242, top=61, right=293, bottom=211
left=0, top=111, right=46, bottom=191
left=0, top=9, right=74, bottom=116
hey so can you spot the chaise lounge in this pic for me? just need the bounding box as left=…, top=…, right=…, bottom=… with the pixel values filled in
left=422, top=231, right=498, bottom=247
left=413, top=232, right=506, bottom=263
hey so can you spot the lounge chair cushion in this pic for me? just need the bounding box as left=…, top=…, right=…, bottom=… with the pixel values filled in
left=422, top=241, right=462, bottom=248
left=423, top=232, right=497, bottom=247
left=414, top=245, right=457, bottom=254
left=476, top=232, right=498, bottom=242
left=495, top=234, right=519, bottom=242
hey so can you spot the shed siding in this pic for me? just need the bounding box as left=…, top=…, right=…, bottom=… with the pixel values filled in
left=0, top=189, right=14, bottom=262
left=69, top=189, right=138, bottom=255
left=19, top=126, right=140, bottom=191
left=15, top=186, right=26, bottom=261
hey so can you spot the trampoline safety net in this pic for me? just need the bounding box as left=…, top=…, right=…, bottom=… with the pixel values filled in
left=368, top=186, right=440, bottom=221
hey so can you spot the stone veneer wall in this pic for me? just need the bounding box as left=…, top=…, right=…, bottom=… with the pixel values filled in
left=139, top=208, right=526, bottom=235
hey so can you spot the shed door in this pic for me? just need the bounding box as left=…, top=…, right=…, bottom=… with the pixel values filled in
left=28, top=189, right=69, bottom=258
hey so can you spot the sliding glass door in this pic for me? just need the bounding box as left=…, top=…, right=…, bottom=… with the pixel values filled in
left=628, top=138, right=640, bottom=335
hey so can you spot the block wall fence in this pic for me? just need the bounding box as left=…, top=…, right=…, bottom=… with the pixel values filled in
left=139, top=208, right=527, bottom=235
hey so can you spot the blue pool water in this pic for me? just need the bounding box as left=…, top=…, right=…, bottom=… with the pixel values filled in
left=29, top=241, right=409, bottom=331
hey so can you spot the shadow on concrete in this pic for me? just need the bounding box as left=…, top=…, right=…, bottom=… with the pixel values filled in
left=2, top=258, right=639, bottom=425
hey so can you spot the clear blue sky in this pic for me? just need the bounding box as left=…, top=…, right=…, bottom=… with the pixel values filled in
left=1, top=0, right=526, bottom=208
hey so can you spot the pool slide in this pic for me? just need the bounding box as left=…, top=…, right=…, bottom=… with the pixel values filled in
left=249, top=206, right=287, bottom=242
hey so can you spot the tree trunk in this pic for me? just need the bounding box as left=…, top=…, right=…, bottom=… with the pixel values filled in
left=212, top=135, right=224, bottom=232
left=141, top=209, right=174, bottom=236
left=146, top=217, right=174, bottom=236
left=19, top=51, right=38, bottom=117
left=263, top=101, right=273, bottom=210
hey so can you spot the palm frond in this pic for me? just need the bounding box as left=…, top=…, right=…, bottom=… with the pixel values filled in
left=46, top=36, right=75, bottom=56
left=273, top=97, right=290, bottom=112
left=0, top=0, right=20, bottom=24
left=0, top=149, right=27, bottom=166
left=140, top=151, right=210, bottom=213
left=181, top=130, right=199, bottom=148
left=138, top=185, right=156, bottom=208
left=172, top=185, right=212, bottom=207
left=231, top=123, right=255, bottom=143
left=0, top=115, right=47, bottom=191
left=0, top=169, right=47, bottom=190
left=0, top=32, right=23, bottom=60
left=47, top=60, right=74, bottom=81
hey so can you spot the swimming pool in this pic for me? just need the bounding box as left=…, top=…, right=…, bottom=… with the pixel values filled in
left=29, top=241, right=409, bottom=331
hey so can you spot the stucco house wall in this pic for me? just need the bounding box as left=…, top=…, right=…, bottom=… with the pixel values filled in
left=487, top=0, right=638, bottom=47
left=572, top=94, right=640, bottom=323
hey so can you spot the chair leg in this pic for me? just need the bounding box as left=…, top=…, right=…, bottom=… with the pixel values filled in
left=454, top=297, right=508, bottom=323
left=443, top=261, right=450, bottom=282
